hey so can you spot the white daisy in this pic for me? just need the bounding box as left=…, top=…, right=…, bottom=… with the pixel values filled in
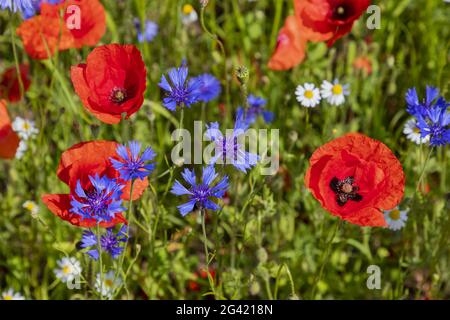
left=384, top=207, right=408, bottom=231
left=181, top=4, right=198, bottom=25
left=95, top=270, right=122, bottom=299
left=320, top=79, right=350, bottom=106
left=12, top=117, right=39, bottom=140
left=15, top=140, right=28, bottom=159
left=2, top=288, right=25, bottom=300
left=54, top=257, right=82, bottom=284
left=403, top=118, right=429, bottom=145
left=295, top=83, right=321, bottom=108
left=23, top=200, right=39, bottom=218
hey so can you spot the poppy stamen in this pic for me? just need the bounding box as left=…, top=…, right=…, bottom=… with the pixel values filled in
left=110, top=87, right=128, bottom=104
left=330, top=176, right=363, bottom=206
left=333, top=5, right=353, bottom=20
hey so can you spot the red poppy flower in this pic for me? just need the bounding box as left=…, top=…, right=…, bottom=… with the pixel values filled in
left=268, top=16, right=307, bottom=71
left=0, top=100, right=20, bottom=159
left=268, top=6, right=336, bottom=71
left=16, top=0, right=105, bottom=60
left=16, top=3, right=73, bottom=60
left=70, top=44, right=147, bottom=124
left=41, top=140, right=149, bottom=228
left=296, top=0, right=370, bottom=46
left=0, top=65, right=31, bottom=103
left=59, top=0, right=106, bottom=49
left=304, top=133, right=405, bottom=227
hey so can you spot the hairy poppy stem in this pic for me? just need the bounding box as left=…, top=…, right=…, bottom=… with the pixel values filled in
left=274, top=263, right=297, bottom=299
left=311, top=219, right=342, bottom=299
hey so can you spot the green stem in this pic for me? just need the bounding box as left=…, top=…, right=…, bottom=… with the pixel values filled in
left=179, top=107, right=185, bottom=136
left=269, top=0, right=283, bottom=50
left=409, top=147, right=434, bottom=208
left=95, top=224, right=104, bottom=300
left=240, top=82, right=250, bottom=113
left=200, top=6, right=230, bottom=119
left=415, top=147, right=434, bottom=193
left=310, top=219, right=342, bottom=299
left=113, top=181, right=135, bottom=299
left=201, top=102, right=206, bottom=123
left=201, top=209, right=216, bottom=298
left=284, top=264, right=297, bottom=298
left=264, top=276, right=274, bottom=300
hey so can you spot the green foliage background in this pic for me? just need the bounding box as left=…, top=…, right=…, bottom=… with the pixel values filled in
left=0, top=0, right=449, bottom=299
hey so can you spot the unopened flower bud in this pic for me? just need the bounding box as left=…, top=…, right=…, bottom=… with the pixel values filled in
left=235, top=66, right=249, bottom=85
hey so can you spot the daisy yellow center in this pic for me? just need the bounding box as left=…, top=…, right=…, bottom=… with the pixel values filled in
left=389, top=209, right=401, bottom=221
left=104, top=279, right=113, bottom=288
left=304, top=90, right=314, bottom=99
left=25, top=203, right=35, bottom=211
left=63, top=266, right=71, bottom=274
left=332, top=84, right=343, bottom=95
left=413, top=127, right=420, bottom=133
left=3, top=295, right=13, bottom=300
left=183, top=4, right=194, bottom=15
left=23, top=122, right=30, bottom=130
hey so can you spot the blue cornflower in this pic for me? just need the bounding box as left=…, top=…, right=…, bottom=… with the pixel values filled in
left=70, top=174, right=126, bottom=223
left=110, top=141, right=156, bottom=181
left=406, top=86, right=448, bottom=117
left=170, top=166, right=228, bottom=216
left=205, top=109, right=260, bottom=173
left=0, top=0, right=34, bottom=15
left=158, top=61, right=202, bottom=111
left=134, top=18, right=158, bottom=43
left=190, top=73, right=221, bottom=102
left=80, top=226, right=128, bottom=260
left=416, top=105, right=450, bottom=146
left=237, top=94, right=274, bottom=125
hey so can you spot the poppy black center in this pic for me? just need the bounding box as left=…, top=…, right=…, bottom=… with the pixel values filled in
left=330, top=176, right=363, bottom=206
left=110, top=87, right=128, bottom=104
left=333, top=5, right=352, bottom=20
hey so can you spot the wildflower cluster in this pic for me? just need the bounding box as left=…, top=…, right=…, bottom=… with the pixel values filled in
left=167, top=62, right=268, bottom=216
left=159, top=61, right=221, bottom=111
left=404, top=86, right=450, bottom=146
left=1, top=0, right=447, bottom=302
